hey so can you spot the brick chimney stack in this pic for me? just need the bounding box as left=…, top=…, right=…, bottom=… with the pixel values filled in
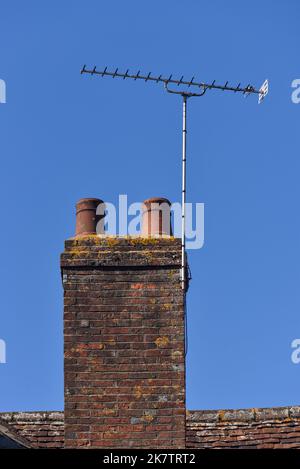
left=61, top=197, right=186, bottom=448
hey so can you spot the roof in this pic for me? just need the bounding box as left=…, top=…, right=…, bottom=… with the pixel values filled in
left=0, top=412, right=64, bottom=449
left=0, top=420, right=31, bottom=448
left=1, top=406, right=300, bottom=448
left=186, top=406, right=300, bottom=449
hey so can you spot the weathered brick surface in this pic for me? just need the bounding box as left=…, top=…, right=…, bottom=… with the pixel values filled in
left=3, top=406, right=300, bottom=449
left=61, top=236, right=186, bottom=449
left=0, top=412, right=64, bottom=448
left=186, top=406, right=300, bottom=449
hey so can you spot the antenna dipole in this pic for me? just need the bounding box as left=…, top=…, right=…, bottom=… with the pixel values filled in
left=81, top=65, right=269, bottom=291
left=81, top=65, right=268, bottom=100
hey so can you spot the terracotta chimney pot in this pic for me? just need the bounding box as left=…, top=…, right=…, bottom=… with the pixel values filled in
left=75, top=198, right=104, bottom=237
left=141, top=197, right=173, bottom=237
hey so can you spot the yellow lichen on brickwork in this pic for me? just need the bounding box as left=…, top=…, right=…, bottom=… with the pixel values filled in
left=107, top=338, right=116, bottom=345
left=68, top=249, right=89, bottom=257
left=67, top=343, right=105, bottom=353
left=70, top=234, right=177, bottom=246
left=102, top=408, right=117, bottom=416
left=142, top=414, right=154, bottom=423
left=172, top=350, right=183, bottom=359
left=155, top=336, right=170, bottom=348
left=134, top=385, right=142, bottom=399
left=127, top=237, right=160, bottom=246
left=71, top=234, right=101, bottom=245
left=105, top=237, right=120, bottom=247
left=126, top=236, right=176, bottom=245
left=173, top=384, right=182, bottom=390
left=97, top=250, right=114, bottom=258
left=143, top=250, right=155, bottom=260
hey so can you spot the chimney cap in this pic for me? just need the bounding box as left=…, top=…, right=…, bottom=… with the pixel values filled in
left=76, top=197, right=103, bottom=207
left=142, top=197, right=171, bottom=208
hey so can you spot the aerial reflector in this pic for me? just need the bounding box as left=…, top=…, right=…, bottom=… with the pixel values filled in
left=259, top=79, right=268, bottom=103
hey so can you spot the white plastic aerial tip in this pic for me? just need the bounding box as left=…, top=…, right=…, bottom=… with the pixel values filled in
left=259, top=79, right=269, bottom=103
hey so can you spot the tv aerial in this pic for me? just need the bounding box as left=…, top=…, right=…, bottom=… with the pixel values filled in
left=81, top=65, right=269, bottom=291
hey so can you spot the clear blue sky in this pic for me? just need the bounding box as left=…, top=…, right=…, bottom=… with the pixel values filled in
left=0, top=0, right=299, bottom=411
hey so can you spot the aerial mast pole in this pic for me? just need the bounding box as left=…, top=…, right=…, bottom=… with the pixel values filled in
left=182, top=95, right=187, bottom=291
left=163, top=82, right=207, bottom=291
